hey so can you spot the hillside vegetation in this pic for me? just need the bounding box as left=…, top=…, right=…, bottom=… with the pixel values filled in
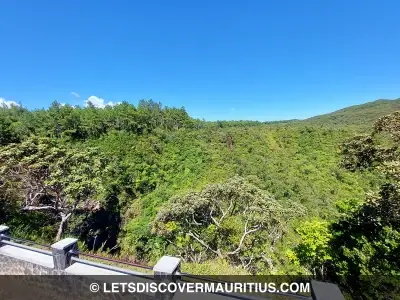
left=0, top=98, right=399, bottom=298
left=304, top=98, right=400, bottom=128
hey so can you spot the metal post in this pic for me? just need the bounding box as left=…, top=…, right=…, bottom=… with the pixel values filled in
left=311, top=280, right=345, bottom=300
left=0, top=225, right=10, bottom=246
left=153, top=256, right=181, bottom=300
left=51, top=238, right=79, bottom=270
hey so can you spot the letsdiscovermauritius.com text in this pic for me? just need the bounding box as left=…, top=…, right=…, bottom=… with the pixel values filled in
left=90, top=282, right=310, bottom=294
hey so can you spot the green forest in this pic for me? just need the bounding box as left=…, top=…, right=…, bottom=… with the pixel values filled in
left=1, top=98, right=399, bottom=299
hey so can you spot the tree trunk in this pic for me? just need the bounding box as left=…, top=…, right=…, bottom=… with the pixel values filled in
left=215, top=249, right=224, bottom=259
left=55, top=212, right=72, bottom=241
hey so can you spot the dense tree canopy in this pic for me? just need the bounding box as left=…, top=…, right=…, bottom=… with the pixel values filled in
left=1, top=99, right=398, bottom=298
left=0, top=137, right=110, bottom=240
left=152, top=176, right=306, bottom=272
left=0, top=100, right=196, bottom=145
left=324, top=111, right=400, bottom=298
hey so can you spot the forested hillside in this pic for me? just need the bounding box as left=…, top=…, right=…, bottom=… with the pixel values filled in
left=1, top=98, right=399, bottom=298
left=304, top=98, right=400, bottom=128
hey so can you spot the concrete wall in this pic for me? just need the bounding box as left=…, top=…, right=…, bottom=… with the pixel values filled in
left=0, top=225, right=344, bottom=300
left=0, top=242, right=62, bottom=275
left=0, top=245, right=226, bottom=300
left=0, top=225, right=159, bottom=300
left=0, top=246, right=156, bottom=300
left=0, top=250, right=63, bottom=275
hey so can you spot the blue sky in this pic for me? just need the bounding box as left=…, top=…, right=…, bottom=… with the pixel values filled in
left=0, top=0, right=399, bottom=121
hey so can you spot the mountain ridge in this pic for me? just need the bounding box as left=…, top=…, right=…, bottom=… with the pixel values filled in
left=301, top=98, right=400, bottom=127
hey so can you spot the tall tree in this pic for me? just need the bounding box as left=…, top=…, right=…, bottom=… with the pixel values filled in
left=0, top=137, right=109, bottom=240
left=329, top=111, right=400, bottom=298
left=153, top=176, right=306, bottom=272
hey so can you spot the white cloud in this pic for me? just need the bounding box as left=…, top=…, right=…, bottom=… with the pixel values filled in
left=71, top=92, right=80, bottom=98
left=84, top=95, right=121, bottom=108
left=0, top=97, right=19, bottom=107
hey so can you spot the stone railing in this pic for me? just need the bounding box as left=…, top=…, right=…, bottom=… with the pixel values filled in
left=0, top=225, right=344, bottom=300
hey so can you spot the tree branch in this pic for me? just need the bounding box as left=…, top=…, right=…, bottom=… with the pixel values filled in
left=28, top=190, right=45, bottom=205
left=192, top=214, right=202, bottom=226
left=55, top=212, right=73, bottom=241
left=21, top=205, right=56, bottom=211
left=219, top=198, right=234, bottom=224
left=226, top=221, right=261, bottom=255
left=188, top=231, right=223, bottom=259
left=241, top=253, right=254, bottom=269
left=210, top=208, right=221, bottom=227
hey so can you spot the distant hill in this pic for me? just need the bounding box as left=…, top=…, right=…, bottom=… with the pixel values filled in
left=303, top=98, right=400, bottom=128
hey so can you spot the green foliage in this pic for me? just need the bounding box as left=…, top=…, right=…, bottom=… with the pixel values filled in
left=328, top=111, right=400, bottom=298
left=330, top=183, right=400, bottom=275
left=0, top=137, right=110, bottom=241
left=153, top=176, right=305, bottom=261
left=151, top=176, right=307, bottom=272
left=115, top=122, right=380, bottom=273
left=294, top=219, right=332, bottom=277
left=182, top=259, right=250, bottom=275
left=328, top=184, right=400, bottom=299
left=304, top=98, right=400, bottom=129
left=1, top=98, right=395, bottom=298
left=374, top=111, right=400, bottom=142
left=340, top=135, right=378, bottom=170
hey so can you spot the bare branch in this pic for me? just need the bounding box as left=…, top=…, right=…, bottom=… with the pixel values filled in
left=261, top=254, right=274, bottom=270
left=242, top=254, right=254, bottom=269
left=28, top=190, right=45, bottom=205
left=187, top=231, right=223, bottom=258
left=226, top=221, right=261, bottom=255
left=210, top=208, right=221, bottom=227
left=21, top=205, right=56, bottom=211
left=100, top=237, right=110, bottom=252
left=192, top=214, right=202, bottom=226
left=106, top=244, right=119, bottom=254
left=55, top=212, right=73, bottom=241
left=219, top=198, right=234, bottom=224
